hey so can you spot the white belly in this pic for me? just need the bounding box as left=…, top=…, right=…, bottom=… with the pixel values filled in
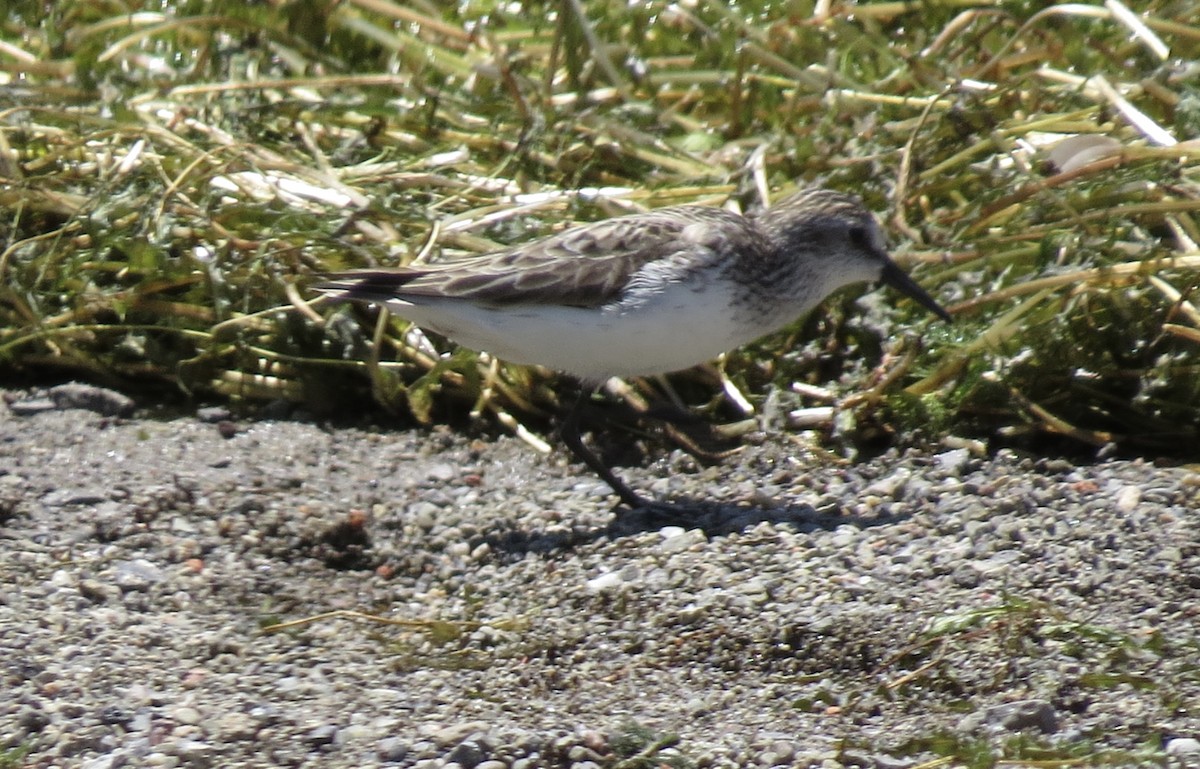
left=384, top=280, right=777, bottom=383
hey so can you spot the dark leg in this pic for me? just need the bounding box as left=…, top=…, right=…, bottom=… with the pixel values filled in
left=560, top=391, right=652, bottom=510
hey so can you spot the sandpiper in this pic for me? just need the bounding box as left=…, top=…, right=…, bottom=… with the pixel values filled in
left=315, top=187, right=951, bottom=509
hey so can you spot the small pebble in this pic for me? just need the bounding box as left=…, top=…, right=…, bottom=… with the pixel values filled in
left=3, top=389, right=1195, bottom=769
left=1166, top=738, right=1200, bottom=756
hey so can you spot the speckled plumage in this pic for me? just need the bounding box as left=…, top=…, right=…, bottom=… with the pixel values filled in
left=315, top=188, right=948, bottom=383
left=314, top=187, right=950, bottom=509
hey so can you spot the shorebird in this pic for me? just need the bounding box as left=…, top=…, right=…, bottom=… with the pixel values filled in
left=314, top=187, right=951, bottom=509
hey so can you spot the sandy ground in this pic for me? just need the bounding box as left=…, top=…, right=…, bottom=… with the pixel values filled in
left=1, top=383, right=1199, bottom=768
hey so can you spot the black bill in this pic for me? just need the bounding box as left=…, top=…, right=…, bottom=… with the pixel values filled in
left=880, top=260, right=952, bottom=323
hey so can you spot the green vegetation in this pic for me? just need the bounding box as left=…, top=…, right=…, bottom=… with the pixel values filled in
left=2, top=0, right=1198, bottom=454
left=610, top=722, right=685, bottom=768
left=875, top=595, right=1186, bottom=767
left=0, top=744, right=31, bottom=769
left=892, top=731, right=1167, bottom=769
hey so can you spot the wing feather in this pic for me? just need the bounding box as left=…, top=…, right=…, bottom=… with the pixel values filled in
left=316, top=205, right=762, bottom=308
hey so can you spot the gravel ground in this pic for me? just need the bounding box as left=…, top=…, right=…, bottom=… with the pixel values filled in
left=1, top=383, right=1199, bottom=769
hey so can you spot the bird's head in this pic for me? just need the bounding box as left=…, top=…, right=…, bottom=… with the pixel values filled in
left=758, top=188, right=951, bottom=322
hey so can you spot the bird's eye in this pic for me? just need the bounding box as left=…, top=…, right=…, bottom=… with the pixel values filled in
left=847, top=226, right=870, bottom=248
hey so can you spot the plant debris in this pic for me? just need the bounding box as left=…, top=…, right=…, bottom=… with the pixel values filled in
left=2, top=0, right=1199, bottom=455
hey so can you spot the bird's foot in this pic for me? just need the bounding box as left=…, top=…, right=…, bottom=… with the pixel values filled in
left=608, top=491, right=698, bottom=530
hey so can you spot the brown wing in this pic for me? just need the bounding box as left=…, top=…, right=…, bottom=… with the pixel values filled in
left=315, top=205, right=760, bottom=309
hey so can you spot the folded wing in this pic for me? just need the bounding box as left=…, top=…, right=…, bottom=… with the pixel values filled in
left=315, top=206, right=759, bottom=308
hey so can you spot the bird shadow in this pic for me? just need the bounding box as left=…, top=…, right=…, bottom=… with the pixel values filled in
left=476, top=494, right=913, bottom=558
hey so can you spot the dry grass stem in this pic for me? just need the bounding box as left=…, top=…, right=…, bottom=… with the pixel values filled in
left=2, top=0, right=1198, bottom=453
